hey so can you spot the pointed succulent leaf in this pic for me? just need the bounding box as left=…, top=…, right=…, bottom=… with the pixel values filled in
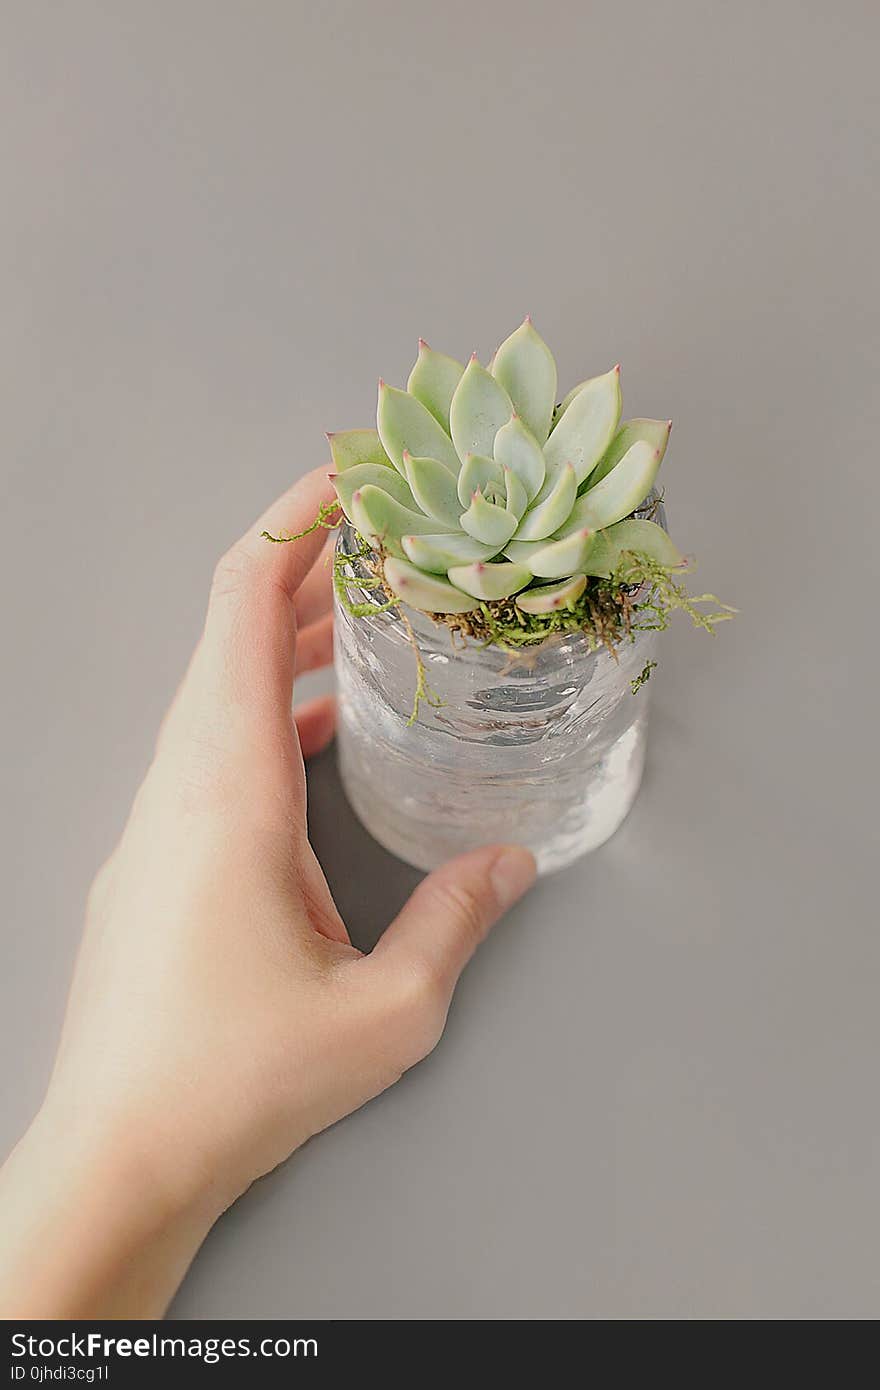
left=554, top=366, right=626, bottom=421
left=577, top=517, right=681, bottom=579
left=503, top=538, right=544, bottom=571
left=543, top=366, right=622, bottom=485
left=586, top=418, right=671, bottom=489
left=514, top=528, right=594, bottom=579
left=575, top=440, right=661, bottom=531
left=602, top=518, right=683, bottom=570
left=327, top=429, right=392, bottom=472
left=554, top=378, right=590, bottom=420
left=580, top=532, right=622, bottom=578
left=515, top=573, right=587, bottom=614
left=459, top=490, right=519, bottom=547
left=493, top=414, right=546, bottom=501
left=550, top=491, right=597, bottom=539
left=403, top=452, right=463, bottom=527
left=491, top=317, right=558, bottom=444
left=457, top=452, right=503, bottom=507
left=384, top=557, right=480, bottom=614
left=406, top=341, right=465, bottom=432
left=446, top=559, right=531, bottom=601
left=377, top=382, right=461, bottom=475
left=332, top=463, right=415, bottom=518
left=514, top=462, right=578, bottom=541
left=503, top=466, right=528, bottom=521
left=351, top=484, right=456, bottom=558
left=401, top=532, right=501, bottom=573
left=449, top=356, right=513, bottom=463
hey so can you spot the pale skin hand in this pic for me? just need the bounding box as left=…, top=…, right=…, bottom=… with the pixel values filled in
left=0, top=467, right=536, bottom=1319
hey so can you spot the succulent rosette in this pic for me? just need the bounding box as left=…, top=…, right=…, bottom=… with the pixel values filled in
left=329, top=319, right=682, bottom=616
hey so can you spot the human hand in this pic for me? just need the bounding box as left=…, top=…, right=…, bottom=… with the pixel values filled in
left=0, top=467, right=535, bottom=1318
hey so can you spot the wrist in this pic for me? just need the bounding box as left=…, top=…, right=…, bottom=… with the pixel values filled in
left=51, top=1097, right=222, bottom=1210
left=0, top=1098, right=222, bottom=1318
left=37, top=1079, right=242, bottom=1223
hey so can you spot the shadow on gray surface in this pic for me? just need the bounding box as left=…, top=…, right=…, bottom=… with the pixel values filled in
left=306, top=744, right=423, bottom=953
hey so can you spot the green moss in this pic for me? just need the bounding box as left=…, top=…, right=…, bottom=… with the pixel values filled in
left=613, top=551, right=736, bottom=637
left=332, top=535, right=397, bottom=617
left=261, top=499, right=343, bottom=544
left=631, top=659, right=657, bottom=694
left=396, top=604, right=444, bottom=726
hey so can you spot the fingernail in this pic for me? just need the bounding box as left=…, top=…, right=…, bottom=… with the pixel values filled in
left=490, top=846, right=537, bottom=910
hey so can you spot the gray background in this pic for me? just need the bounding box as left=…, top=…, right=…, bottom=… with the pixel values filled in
left=1, top=1, right=878, bottom=1319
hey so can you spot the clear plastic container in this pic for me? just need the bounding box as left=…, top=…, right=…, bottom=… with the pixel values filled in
left=333, top=522, right=659, bottom=875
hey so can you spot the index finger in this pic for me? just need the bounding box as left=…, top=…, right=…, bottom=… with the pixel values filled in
left=196, top=466, right=338, bottom=728
left=239, top=466, right=339, bottom=601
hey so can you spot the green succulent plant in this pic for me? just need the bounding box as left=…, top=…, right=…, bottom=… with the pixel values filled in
left=329, top=319, right=682, bottom=616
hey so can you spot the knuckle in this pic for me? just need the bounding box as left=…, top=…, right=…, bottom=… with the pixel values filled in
left=431, top=879, right=487, bottom=950
left=389, top=962, right=450, bottom=1061
left=408, top=957, right=450, bottom=1012
left=175, top=732, right=238, bottom=811
left=210, top=544, right=255, bottom=602
left=143, top=725, right=242, bottom=820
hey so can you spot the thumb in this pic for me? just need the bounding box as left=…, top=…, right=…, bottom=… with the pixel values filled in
left=369, top=844, right=536, bottom=1026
